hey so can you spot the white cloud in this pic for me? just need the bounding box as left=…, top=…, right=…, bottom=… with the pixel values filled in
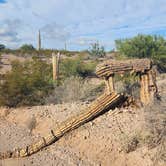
left=0, top=0, right=166, bottom=50
left=69, top=37, right=97, bottom=46
left=41, top=23, right=70, bottom=41
left=0, top=19, right=23, bottom=47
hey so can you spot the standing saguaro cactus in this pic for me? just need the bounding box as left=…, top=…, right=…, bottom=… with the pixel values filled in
left=38, top=30, right=41, bottom=51
left=52, top=52, right=60, bottom=81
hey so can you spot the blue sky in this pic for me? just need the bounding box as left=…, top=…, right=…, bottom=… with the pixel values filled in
left=0, top=0, right=6, bottom=3
left=0, top=0, right=166, bottom=50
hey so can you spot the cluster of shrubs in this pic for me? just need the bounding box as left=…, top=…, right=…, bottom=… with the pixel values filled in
left=0, top=43, right=79, bottom=58
left=0, top=56, right=98, bottom=107
left=60, top=57, right=97, bottom=79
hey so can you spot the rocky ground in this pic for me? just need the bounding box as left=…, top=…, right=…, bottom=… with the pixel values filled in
left=0, top=73, right=165, bottom=166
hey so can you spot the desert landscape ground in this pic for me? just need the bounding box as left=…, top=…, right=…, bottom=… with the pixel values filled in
left=0, top=1, right=166, bottom=166
left=0, top=53, right=165, bottom=166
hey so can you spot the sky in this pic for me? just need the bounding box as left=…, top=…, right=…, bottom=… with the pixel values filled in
left=0, top=0, right=166, bottom=50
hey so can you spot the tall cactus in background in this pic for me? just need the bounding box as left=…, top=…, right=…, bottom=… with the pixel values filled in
left=38, top=30, right=41, bottom=50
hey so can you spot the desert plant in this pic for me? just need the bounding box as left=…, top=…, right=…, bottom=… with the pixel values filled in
left=46, top=76, right=104, bottom=104
left=60, top=58, right=96, bottom=79
left=152, top=140, right=166, bottom=166
left=143, top=99, right=165, bottom=148
left=142, top=98, right=166, bottom=165
left=20, top=44, right=35, bottom=51
left=25, top=115, right=37, bottom=133
left=114, top=73, right=140, bottom=99
left=0, top=57, right=53, bottom=107
left=121, top=134, right=140, bottom=153
left=115, top=34, right=166, bottom=72
left=88, top=42, right=106, bottom=58
left=0, top=44, right=5, bottom=51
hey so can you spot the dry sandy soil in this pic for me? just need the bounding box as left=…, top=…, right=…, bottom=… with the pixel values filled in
left=0, top=76, right=165, bottom=166
left=0, top=55, right=165, bottom=166
left=1, top=103, right=165, bottom=166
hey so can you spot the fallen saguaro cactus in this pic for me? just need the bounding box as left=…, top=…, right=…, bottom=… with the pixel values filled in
left=0, top=58, right=157, bottom=159
left=96, top=58, right=158, bottom=105
left=0, top=92, right=127, bottom=159
left=96, top=58, right=151, bottom=77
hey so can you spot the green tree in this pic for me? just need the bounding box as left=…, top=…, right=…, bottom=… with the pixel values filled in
left=115, top=34, right=166, bottom=71
left=89, top=42, right=105, bottom=58
left=0, top=44, right=5, bottom=51
left=20, top=44, right=35, bottom=51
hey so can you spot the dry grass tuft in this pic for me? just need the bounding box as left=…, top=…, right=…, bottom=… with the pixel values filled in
left=121, top=134, right=140, bottom=153
left=143, top=98, right=166, bottom=164
left=24, top=115, right=37, bottom=132
left=46, top=76, right=104, bottom=104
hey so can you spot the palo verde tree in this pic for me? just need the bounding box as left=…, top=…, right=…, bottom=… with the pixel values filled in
left=89, top=42, right=106, bottom=58
left=115, top=34, right=166, bottom=72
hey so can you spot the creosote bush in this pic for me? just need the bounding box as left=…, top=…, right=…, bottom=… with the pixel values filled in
left=0, top=57, right=53, bottom=107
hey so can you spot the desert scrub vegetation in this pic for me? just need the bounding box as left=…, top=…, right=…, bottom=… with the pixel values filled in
left=0, top=55, right=99, bottom=107
left=0, top=44, right=5, bottom=51
left=46, top=58, right=100, bottom=104
left=0, top=57, right=53, bottom=107
left=88, top=42, right=106, bottom=58
left=0, top=48, right=57, bottom=57
left=143, top=99, right=166, bottom=165
left=119, top=132, right=141, bottom=153
left=0, top=44, right=79, bottom=57
left=143, top=99, right=165, bottom=148
left=46, top=76, right=104, bottom=104
left=120, top=98, right=165, bottom=165
left=115, top=34, right=166, bottom=72
left=114, top=72, right=140, bottom=99
left=60, top=57, right=97, bottom=79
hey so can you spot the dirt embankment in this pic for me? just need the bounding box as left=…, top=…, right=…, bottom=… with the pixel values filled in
left=0, top=75, right=165, bottom=166
left=0, top=103, right=165, bottom=166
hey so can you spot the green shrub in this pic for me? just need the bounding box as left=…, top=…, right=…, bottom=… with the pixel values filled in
left=0, top=57, right=53, bottom=107
left=88, top=42, right=106, bottom=58
left=20, top=44, right=35, bottom=51
left=60, top=58, right=97, bottom=78
left=115, top=34, right=166, bottom=72
left=0, top=44, right=5, bottom=51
